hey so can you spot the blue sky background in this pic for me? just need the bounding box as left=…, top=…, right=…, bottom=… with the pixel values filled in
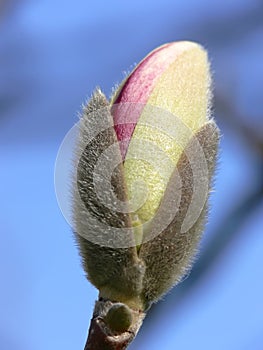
left=0, top=1, right=263, bottom=349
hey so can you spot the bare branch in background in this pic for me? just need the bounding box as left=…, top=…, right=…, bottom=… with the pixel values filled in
left=190, top=2, right=263, bottom=48
left=215, top=91, right=263, bottom=156
left=0, top=0, right=23, bottom=19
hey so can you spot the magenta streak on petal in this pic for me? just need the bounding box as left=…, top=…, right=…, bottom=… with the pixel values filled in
left=111, top=42, right=182, bottom=159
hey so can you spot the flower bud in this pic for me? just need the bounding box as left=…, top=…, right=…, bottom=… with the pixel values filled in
left=71, top=41, right=219, bottom=311
left=111, top=41, right=213, bottom=226
left=104, top=303, right=133, bottom=334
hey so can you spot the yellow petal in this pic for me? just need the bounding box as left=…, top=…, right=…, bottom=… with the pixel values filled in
left=124, top=41, right=211, bottom=223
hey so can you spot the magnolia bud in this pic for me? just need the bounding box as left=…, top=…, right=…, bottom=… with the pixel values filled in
left=104, top=303, right=133, bottom=333
left=55, top=40, right=220, bottom=349
left=71, top=41, right=219, bottom=309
